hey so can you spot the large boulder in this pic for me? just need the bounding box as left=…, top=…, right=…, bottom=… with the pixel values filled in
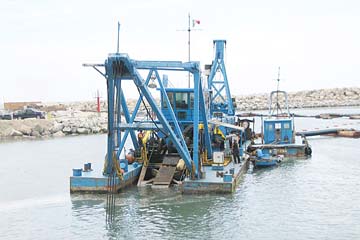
left=62, top=121, right=70, bottom=128
left=100, top=124, right=108, bottom=133
left=53, top=131, right=65, bottom=137
left=33, top=124, right=45, bottom=135
left=79, top=121, right=90, bottom=129
left=10, top=129, right=23, bottom=137
left=0, top=127, right=13, bottom=137
left=50, top=122, right=64, bottom=133
left=41, top=130, right=51, bottom=136
left=71, top=126, right=77, bottom=134
left=30, top=130, right=41, bottom=137
left=62, top=126, right=72, bottom=134
left=17, top=125, right=32, bottom=136
left=77, top=127, right=90, bottom=134
left=92, top=126, right=101, bottom=133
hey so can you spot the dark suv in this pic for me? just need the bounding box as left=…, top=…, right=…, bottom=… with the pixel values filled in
left=13, top=108, right=45, bottom=119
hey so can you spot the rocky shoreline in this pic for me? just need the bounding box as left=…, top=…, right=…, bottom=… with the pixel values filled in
left=0, top=111, right=108, bottom=139
left=0, top=87, right=359, bottom=140
left=236, top=87, right=360, bottom=111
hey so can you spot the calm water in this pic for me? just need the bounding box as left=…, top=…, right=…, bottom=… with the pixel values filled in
left=1, top=107, right=360, bottom=240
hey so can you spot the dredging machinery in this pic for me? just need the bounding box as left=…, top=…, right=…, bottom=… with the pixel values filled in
left=246, top=69, right=312, bottom=168
left=70, top=31, right=249, bottom=194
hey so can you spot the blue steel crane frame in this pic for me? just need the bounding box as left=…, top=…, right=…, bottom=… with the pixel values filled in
left=92, top=54, right=212, bottom=179
left=207, top=40, right=235, bottom=116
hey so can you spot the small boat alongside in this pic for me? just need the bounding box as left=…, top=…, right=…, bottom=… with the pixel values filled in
left=251, top=148, right=283, bottom=167
left=248, top=70, right=312, bottom=168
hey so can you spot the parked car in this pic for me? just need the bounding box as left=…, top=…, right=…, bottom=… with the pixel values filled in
left=0, top=110, right=13, bottom=120
left=13, top=108, right=45, bottom=119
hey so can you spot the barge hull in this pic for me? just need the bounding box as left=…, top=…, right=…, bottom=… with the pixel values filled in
left=70, top=164, right=142, bottom=193
left=182, top=158, right=249, bottom=194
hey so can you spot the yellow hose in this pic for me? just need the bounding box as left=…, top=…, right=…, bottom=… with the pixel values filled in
left=214, top=126, right=226, bottom=139
left=102, top=152, right=124, bottom=180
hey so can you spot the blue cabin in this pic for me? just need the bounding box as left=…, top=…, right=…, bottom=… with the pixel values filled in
left=263, top=119, right=294, bottom=144
left=161, top=88, right=205, bottom=124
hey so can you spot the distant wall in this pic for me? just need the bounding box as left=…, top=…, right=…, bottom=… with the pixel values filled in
left=4, top=102, right=41, bottom=111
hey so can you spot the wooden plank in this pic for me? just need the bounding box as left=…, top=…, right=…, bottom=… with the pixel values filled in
left=137, top=165, right=148, bottom=186
left=162, top=156, right=180, bottom=166
left=153, top=166, right=176, bottom=187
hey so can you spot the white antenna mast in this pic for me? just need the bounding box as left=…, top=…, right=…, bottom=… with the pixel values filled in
left=117, top=22, right=120, bottom=53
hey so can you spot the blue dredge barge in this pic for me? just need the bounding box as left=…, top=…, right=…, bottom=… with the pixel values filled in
left=247, top=73, right=312, bottom=168
left=70, top=37, right=249, bottom=194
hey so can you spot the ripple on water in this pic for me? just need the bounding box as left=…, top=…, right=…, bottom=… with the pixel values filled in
left=1, top=116, right=360, bottom=240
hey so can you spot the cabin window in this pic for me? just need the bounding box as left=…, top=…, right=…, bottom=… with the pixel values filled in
left=204, top=91, right=210, bottom=110
left=177, top=111, right=187, bottom=120
left=266, top=124, right=273, bottom=131
left=283, top=122, right=290, bottom=129
left=190, top=93, right=194, bottom=109
left=163, top=92, right=174, bottom=109
left=275, top=123, right=281, bottom=129
left=175, top=92, right=188, bottom=109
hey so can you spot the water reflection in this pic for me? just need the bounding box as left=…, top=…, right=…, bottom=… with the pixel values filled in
left=70, top=188, right=240, bottom=240
left=2, top=110, right=360, bottom=240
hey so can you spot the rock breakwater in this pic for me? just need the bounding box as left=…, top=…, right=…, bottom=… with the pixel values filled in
left=0, top=111, right=107, bottom=139
left=236, top=87, right=360, bottom=111
left=1, top=87, right=359, bottom=140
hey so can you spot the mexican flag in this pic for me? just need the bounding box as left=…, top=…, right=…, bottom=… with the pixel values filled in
left=192, top=19, right=200, bottom=27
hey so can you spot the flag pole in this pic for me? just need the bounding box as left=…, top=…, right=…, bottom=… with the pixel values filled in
left=117, top=22, right=120, bottom=53
left=188, top=13, right=191, bottom=88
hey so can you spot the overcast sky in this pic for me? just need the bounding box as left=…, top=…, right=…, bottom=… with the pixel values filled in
left=1, top=0, right=359, bottom=102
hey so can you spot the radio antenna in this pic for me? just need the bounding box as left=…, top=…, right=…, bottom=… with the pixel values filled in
left=117, top=22, right=120, bottom=53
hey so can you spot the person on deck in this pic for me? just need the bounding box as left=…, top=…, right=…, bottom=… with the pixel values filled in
left=137, top=130, right=144, bottom=148
left=232, top=139, right=241, bottom=164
